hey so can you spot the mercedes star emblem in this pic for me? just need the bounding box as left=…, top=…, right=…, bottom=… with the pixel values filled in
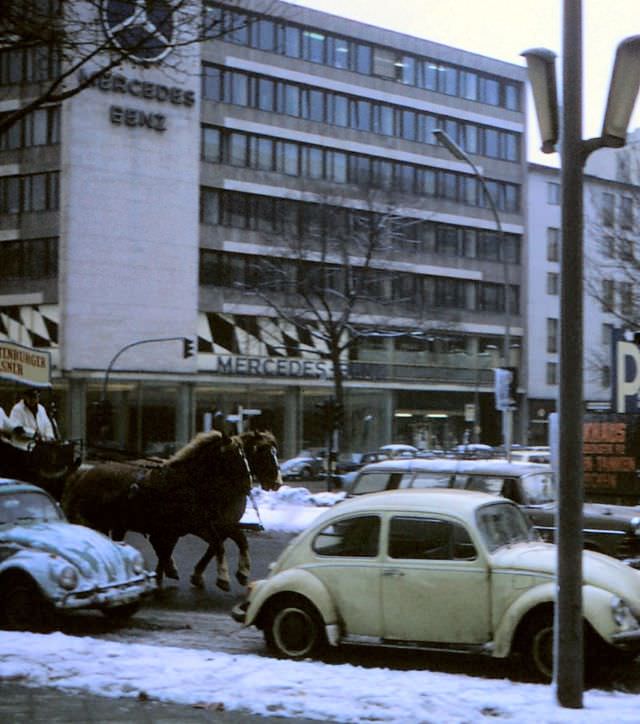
left=101, top=0, right=174, bottom=64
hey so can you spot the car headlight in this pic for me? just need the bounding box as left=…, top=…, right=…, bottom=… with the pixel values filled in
left=611, top=596, right=639, bottom=629
left=57, top=565, right=79, bottom=591
left=631, top=516, right=640, bottom=536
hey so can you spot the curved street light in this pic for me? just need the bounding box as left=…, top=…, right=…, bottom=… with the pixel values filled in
left=432, top=128, right=513, bottom=459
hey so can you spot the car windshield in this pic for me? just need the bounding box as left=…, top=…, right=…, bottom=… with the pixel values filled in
left=476, top=501, right=536, bottom=552
left=520, top=472, right=556, bottom=504
left=0, top=491, right=63, bottom=525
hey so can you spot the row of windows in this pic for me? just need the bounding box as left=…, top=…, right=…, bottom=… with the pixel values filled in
left=202, top=125, right=520, bottom=212
left=199, top=249, right=520, bottom=316
left=0, top=45, right=60, bottom=86
left=206, top=2, right=522, bottom=112
left=0, top=172, right=59, bottom=214
left=0, top=106, right=60, bottom=150
left=601, top=191, right=634, bottom=230
left=200, top=188, right=521, bottom=264
left=0, top=237, right=58, bottom=280
left=601, top=278, right=635, bottom=317
left=201, top=65, right=522, bottom=165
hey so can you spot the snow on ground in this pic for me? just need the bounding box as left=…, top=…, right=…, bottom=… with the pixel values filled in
left=1, top=630, right=639, bottom=723
left=1, top=484, right=639, bottom=722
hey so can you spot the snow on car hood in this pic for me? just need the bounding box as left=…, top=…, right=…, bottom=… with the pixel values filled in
left=0, top=521, right=135, bottom=581
left=492, top=542, right=640, bottom=604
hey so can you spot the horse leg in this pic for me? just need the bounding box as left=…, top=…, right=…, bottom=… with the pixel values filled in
left=214, top=544, right=231, bottom=592
left=149, top=534, right=179, bottom=588
left=190, top=543, right=216, bottom=589
left=228, top=527, right=251, bottom=586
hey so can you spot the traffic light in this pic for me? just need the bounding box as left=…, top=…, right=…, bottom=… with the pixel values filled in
left=183, top=337, right=195, bottom=358
left=315, top=398, right=345, bottom=431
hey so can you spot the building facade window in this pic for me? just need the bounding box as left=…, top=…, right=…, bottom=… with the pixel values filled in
left=602, top=192, right=615, bottom=227
left=621, top=196, right=634, bottom=230
left=546, top=317, right=558, bottom=354
left=602, top=278, right=614, bottom=311
left=546, top=362, right=558, bottom=385
left=0, top=172, right=59, bottom=214
left=546, top=227, right=559, bottom=261
left=0, top=237, right=58, bottom=281
left=620, top=281, right=634, bottom=317
left=547, top=182, right=560, bottom=205
left=0, top=106, right=61, bottom=150
left=204, top=2, right=522, bottom=112
left=601, top=365, right=611, bottom=388
left=201, top=65, right=522, bottom=167
left=546, top=272, right=559, bottom=295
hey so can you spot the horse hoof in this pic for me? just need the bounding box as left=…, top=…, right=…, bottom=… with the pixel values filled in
left=216, top=578, right=231, bottom=592
left=190, top=574, right=204, bottom=589
left=236, top=572, right=248, bottom=586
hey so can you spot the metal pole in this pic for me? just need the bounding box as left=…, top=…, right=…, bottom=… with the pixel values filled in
left=556, top=0, right=584, bottom=707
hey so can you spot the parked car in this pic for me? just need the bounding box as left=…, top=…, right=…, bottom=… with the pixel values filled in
left=0, top=478, right=156, bottom=631
left=378, top=443, right=418, bottom=458
left=509, top=446, right=551, bottom=464
left=280, top=449, right=327, bottom=481
left=346, top=458, right=640, bottom=567
left=232, top=488, right=640, bottom=680
left=332, top=451, right=391, bottom=491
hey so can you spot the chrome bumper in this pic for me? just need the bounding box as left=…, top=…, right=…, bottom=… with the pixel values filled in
left=57, top=573, right=157, bottom=611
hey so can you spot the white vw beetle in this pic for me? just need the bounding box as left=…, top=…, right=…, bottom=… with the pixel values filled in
left=233, top=488, right=640, bottom=680
left=0, top=478, right=156, bottom=630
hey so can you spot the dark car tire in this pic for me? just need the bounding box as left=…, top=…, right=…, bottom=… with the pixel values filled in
left=102, top=602, right=140, bottom=622
left=520, top=612, right=554, bottom=681
left=264, top=596, right=326, bottom=660
left=0, top=572, right=54, bottom=632
left=299, top=466, right=312, bottom=480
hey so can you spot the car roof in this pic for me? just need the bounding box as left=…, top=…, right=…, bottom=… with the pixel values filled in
left=0, top=477, right=47, bottom=494
left=326, top=488, right=503, bottom=517
left=354, top=458, right=552, bottom=477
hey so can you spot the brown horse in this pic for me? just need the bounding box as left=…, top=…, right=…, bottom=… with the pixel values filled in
left=161, top=430, right=282, bottom=591
left=61, top=430, right=252, bottom=584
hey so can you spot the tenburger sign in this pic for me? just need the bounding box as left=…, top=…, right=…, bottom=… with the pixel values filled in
left=0, top=341, right=51, bottom=387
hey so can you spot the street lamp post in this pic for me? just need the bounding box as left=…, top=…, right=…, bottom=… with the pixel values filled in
left=433, top=128, right=513, bottom=458
left=523, top=2, right=640, bottom=708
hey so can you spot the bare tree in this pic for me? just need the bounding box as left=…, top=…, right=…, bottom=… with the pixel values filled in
left=584, top=154, right=640, bottom=382
left=238, top=186, right=436, bottom=455
left=0, top=0, right=271, bottom=135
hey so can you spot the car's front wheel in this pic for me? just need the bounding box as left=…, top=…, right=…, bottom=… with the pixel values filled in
left=520, top=612, right=554, bottom=681
left=264, top=596, right=325, bottom=660
left=0, top=572, right=54, bottom=632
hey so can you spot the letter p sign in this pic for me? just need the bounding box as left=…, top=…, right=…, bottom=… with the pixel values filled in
left=616, top=340, right=640, bottom=412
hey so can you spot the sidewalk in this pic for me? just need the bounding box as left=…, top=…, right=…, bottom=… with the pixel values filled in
left=0, top=681, right=322, bottom=723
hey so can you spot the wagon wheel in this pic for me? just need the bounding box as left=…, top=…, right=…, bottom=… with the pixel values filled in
left=264, top=595, right=326, bottom=660
left=0, top=572, right=55, bottom=632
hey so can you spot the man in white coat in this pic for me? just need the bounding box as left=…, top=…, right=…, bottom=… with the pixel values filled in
left=10, top=388, right=56, bottom=442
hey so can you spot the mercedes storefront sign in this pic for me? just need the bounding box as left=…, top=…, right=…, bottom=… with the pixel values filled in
left=101, top=0, right=174, bottom=64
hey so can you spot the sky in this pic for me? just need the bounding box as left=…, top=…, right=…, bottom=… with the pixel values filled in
left=288, top=0, right=640, bottom=165
left=2, top=486, right=640, bottom=722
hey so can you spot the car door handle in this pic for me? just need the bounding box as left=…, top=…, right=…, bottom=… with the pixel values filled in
left=383, top=569, right=405, bottom=577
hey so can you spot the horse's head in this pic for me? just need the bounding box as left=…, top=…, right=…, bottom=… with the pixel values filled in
left=240, top=430, right=282, bottom=491
left=167, top=430, right=252, bottom=493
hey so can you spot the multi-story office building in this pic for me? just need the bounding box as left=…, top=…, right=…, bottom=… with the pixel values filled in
left=526, top=132, right=640, bottom=443
left=0, top=0, right=526, bottom=457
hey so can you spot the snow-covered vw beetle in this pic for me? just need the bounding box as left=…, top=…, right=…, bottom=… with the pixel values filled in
left=0, top=477, right=156, bottom=630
